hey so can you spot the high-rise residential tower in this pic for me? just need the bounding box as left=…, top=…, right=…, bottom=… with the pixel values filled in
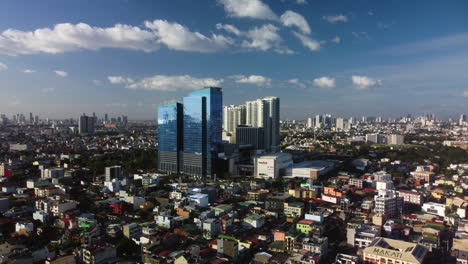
left=223, top=104, right=246, bottom=142
left=245, top=96, right=280, bottom=152
left=78, top=114, right=95, bottom=135
left=158, top=103, right=183, bottom=174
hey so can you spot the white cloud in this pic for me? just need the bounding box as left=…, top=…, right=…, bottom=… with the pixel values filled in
left=242, top=24, right=292, bottom=54
left=0, top=63, right=7, bottom=71
left=296, top=0, right=307, bottom=4
left=352, top=32, right=371, bottom=40
left=313, top=77, right=335, bottom=88
left=145, top=20, right=233, bottom=52
left=280, top=10, right=311, bottom=35
left=218, top=0, right=278, bottom=20
left=322, top=15, right=348, bottom=23
left=216, top=23, right=242, bottom=36
left=232, top=74, right=272, bottom=87
left=0, top=23, right=158, bottom=55
left=287, top=78, right=306, bottom=88
left=292, top=32, right=320, bottom=51
left=54, top=70, right=68, bottom=77
left=23, top=69, right=35, bottom=73
left=331, top=36, right=341, bottom=43
left=108, top=76, right=134, bottom=84
left=93, top=80, right=102, bottom=85
left=127, top=75, right=223, bottom=91
left=352, top=75, right=382, bottom=90
left=462, top=91, right=468, bottom=97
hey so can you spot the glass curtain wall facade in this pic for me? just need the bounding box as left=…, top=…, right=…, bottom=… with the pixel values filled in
left=183, top=87, right=222, bottom=178
left=157, top=103, right=183, bottom=174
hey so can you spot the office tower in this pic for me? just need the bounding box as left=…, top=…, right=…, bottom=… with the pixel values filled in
left=307, top=117, right=313, bottom=128
left=361, top=116, right=368, bottom=123
left=322, top=114, right=332, bottom=127
left=349, top=117, right=354, bottom=125
left=104, top=113, right=108, bottom=123
left=183, top=87, right=223, bottom=179
left=245, top=96, right=280, bottom=152
left=105, top=166, right=122, bottom=182
left=158, top=103, right=183, bottom=174
left=34, top=116, right=39, bottom=124
left=29, top=113, right=33, bottom=124
left=78, top=114, right=95, bottom=135
left=315, top=115, right=322, bottom=128
left=460, top=114, right=466, bottom=126
left=236, top=126, right=264, bottom=150
left=122, top=115, right=128, bottom=125
left=376, top=116, right=382, bottom=123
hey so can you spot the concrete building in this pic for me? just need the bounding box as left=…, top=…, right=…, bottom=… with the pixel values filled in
left=387, top=134, right=405, bottom=145
left=374, top=190, right=403, bottom=217
left=223, top=104, right=246, bottom=143
left=347, top=224, right=380, bottom=248
left=78, top=114, right=95, bottom=135
left=363, top=237, right=428, bottom=264
left=202, top=219, right=220, bottom=239
left=243, top=215, right=265, bottom=229
left=217, top=235, right=239, bottom=259
left=284, top=160, right=335, bottom=179
left=254, top=152, right=293, bottom=179
left=422, top=202, right=446, bottom=217
left=123, top=223, right=142, bottom=239
left=398, top=190, right=423, bottom=205
left=105, top=166, right=121, bottom=182
left=236, top=125, right=264, bottom=150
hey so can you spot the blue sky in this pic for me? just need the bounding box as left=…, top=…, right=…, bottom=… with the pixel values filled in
left=0, top=0, right=467, bottom=120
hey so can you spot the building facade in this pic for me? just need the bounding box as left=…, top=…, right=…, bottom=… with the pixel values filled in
left=158, top=103, right=183, bottom=174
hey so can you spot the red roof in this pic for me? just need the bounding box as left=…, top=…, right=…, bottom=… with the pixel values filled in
left=159, top=250, right=171, bottom=256
left=298, top=219, right=315, bottom=225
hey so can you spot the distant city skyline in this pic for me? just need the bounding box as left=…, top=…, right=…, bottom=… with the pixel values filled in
left=0, top=0, right=467, bottom=119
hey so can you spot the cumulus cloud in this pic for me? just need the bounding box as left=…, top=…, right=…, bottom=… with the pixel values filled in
left=54, top=70, right=68, bottom=77
left=352, top=75, right=382, bottom=90
left=232, top=74, right=272, bottom=87
left=322, top=15, right=348, bottom=23
left=331, top=36, right=341, bottom=43
left=23, top=69, right=36, bottom=73
left=313, top=77, right=335, bottom=88
left=0, top=23, right=157, bottom=55
left=216, top=23, right=242, bottom=36
left=127, top=75, right=223, bottom=91
left=217, top=0, right=278, bottom=20
left=108, top=76, right=134, bottom=84
left=242, top=24, right=292, bottom=54
left=287, top=78, right=306, bottom=88
left=292, top=32, right=320, bottom=51
left=0, top=20, right=235, bottom=55
left=0, top=63, right=7, bottom=71
left=145, top=20, right=233, bottom=52
left=280, top=11, right=311, bottom=35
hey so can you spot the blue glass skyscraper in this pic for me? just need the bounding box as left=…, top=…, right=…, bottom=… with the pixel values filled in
left=183, top=87, right=223, bottom=178
left=157, top=103, right=183, bottom=174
